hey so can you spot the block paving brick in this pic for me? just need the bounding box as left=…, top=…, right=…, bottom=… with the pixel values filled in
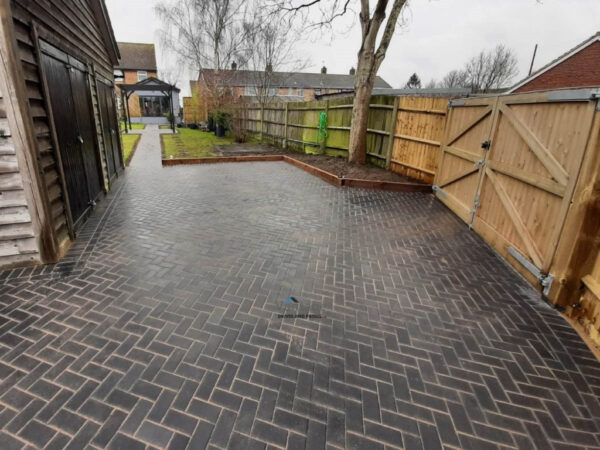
left=0, top=125, right=599, bottom=448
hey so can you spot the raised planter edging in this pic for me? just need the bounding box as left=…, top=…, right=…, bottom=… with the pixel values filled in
left=162, top=155, right=431, bottom=193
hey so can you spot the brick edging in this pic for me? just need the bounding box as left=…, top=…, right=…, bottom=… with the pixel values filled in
left=161, top=155, right=432, bottom=193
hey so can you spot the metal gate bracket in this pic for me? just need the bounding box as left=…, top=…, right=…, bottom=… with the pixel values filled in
left=508, top=246, right=554, bottom=296
left=432, top=185, right=448, bottom=199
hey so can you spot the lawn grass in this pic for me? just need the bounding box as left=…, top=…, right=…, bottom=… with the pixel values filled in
left=159, top=124, right=174, bottom=129
left=161, top=128, right=234, bottom=159
left=122, top=134, right=141, bottom=165
left=120, top=122, right=145, bottom=132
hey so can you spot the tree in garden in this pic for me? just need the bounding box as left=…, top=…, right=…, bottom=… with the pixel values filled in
left=240, top=12, right=308, bottom=107
left=464, top=45, right=518, bottom=92
left=439, top=45, right=518, bottom=92
left=155, top=0, right=252, bottom=73
left=440, top=69, right=469, bottom=88
left=405, top=73, right=421, bottom=89
left=271, top=0, right=410, bottom=164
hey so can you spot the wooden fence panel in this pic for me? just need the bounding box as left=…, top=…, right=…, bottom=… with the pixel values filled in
left=390, top=96, right=448, bottom=183
left=365, top=95, right=395, bottom=161
left=232, top=94, right=454, bottom=181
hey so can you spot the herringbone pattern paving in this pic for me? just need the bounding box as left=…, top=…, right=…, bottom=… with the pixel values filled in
left=0, top=126, right=599, bottom=449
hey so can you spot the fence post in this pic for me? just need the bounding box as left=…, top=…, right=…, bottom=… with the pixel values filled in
left=259, top=104, right=264, bottom=142
left=283, top=103, right=288, bottom=149
left=320, top=100, right=329, bottom=154
left=385, top=96, right=400, bottom=169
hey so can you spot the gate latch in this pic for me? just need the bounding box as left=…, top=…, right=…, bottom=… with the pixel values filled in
left=77, top=135, right=84, bottom=144
left=474, top=159, right=486, bottom=168
left=481, top=140, right=491, bottom=150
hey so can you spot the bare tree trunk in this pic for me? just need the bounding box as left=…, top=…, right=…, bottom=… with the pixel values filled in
left=348, top=77, right=375, bottom=164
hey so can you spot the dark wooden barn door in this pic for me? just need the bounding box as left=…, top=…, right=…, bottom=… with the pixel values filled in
left=98, top=82, right=117, bottom=179
left=106, top=88, right=124, bottom=172
left=41, top=54, right=90, bottom=227
left=98, top=81, right=123, bottom=177
left=40, top=44, right=102, bottom=229
left=69, top=68, right=102, bottom=202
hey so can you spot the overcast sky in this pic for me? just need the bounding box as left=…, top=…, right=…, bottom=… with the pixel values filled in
left=105, top=0, right=600, bottom=96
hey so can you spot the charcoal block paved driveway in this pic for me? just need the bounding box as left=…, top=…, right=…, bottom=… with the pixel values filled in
left=1, top=125, right=599, bottom=449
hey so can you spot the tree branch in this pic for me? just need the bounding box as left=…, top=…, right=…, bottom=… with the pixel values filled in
left=374, top=0, right=407, bottom=67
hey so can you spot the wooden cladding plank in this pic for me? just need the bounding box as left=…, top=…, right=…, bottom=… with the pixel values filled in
left=15, top=0, right=112, bottom=70
left=0, top=223, right=35, bottom=241
left=0, top=236, right=38, bottom=256
left=483, top=167, right=543, bottom=268
left=498, top=103, right=569, bottom=186
left=0, top=172, right=24, bottom=190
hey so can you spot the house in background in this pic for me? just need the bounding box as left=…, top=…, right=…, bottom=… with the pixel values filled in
left=0, top=0, right=123, bottom=269
left=114, top=42, right=181, bottom=125
left=509, top=32, right=600, bottom=93
left=184, top=65, right=392, bottom=124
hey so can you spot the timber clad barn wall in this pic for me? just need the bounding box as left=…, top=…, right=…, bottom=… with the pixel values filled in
left=0, top=0, right=122, bottom=269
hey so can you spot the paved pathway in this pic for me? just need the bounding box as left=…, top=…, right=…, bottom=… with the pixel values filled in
left=0, top=125, right=599, bottom=449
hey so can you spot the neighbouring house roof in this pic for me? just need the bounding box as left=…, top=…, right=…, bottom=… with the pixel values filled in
left=315, top=87, right=473, bottom=101
left=116, top=42, right=157, bottom=71
left=508, top=32, right=600, bottom=93
left=199, top=69, right=392, bottom=90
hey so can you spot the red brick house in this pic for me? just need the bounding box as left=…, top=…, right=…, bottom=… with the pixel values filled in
left=509, top=32, right=600, bottom=93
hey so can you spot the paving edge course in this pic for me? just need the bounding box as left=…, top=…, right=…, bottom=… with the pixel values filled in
left=161, top=155, right=432, bottom=193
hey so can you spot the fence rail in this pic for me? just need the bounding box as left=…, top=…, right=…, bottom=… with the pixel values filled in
left=232, top=94, right=454, bottom=183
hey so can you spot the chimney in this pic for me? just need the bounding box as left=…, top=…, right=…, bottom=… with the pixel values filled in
left=231, top=61, right=237, bottom=70
left=349, top=67, right=355, bottom=75
left=321, top=66, right=327, bottom=74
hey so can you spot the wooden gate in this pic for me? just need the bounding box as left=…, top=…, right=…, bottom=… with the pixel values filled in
left=97, top=80, right=122, bottom=179
left=40, top=42, right=102, bottom=229
left=435, top=90, right=599, bottom=291
left=433, top=96, right=497, bottom=224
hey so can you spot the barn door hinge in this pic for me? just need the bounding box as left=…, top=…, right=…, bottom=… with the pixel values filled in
left=481, top=140, right=491, bottom=150
left=508, top=246, right=554, bottom=296
left=432, top=185, right=448, bottom=199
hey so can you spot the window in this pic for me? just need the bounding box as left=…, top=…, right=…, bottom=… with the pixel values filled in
left=114, top=69, right=124, bottom=82
left=244, top=86, right=257, bottom=96
left=297, top=88, right=303, bottom=97
left=139, top=96, right=170, bottom=117
left=137, top=70, right=148, bottom=82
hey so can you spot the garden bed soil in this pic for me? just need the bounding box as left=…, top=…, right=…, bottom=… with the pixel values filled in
left=212, top=144, right=425, bottom=184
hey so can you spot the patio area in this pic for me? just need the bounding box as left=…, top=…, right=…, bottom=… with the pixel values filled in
left=0, top=125, right=599, bottom=449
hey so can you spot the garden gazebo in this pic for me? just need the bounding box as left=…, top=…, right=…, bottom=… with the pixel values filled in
left=119, top=77, right=179, bottom=133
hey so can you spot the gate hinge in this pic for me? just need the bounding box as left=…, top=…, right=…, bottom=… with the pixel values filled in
left=481, top=140, right=491, bottom=150
left=508, top=246, right=554, bottom=296
left=469, top=193, right=481, bottom=226
left=432, top=185, right=448, bottom=199
left=474, top=159, right=486, bottom=168
left=539, top=273, right=554, bottom=297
